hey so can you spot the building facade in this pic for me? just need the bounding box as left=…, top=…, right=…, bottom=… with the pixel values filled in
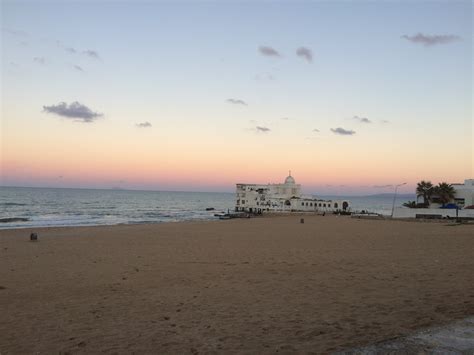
left=235, top=173, right=351, bottom=214
left=415, top=179, right=474, bottom=208
left=394, top=178, right=474, bottom=219
left=451, top=179, right=474, bottom=207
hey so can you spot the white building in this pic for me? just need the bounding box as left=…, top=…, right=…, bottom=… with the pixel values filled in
left=394, top=178, right=474, bottom=219
left=415, top=179, right=474, bottom=208
left=451, top=179, right=474, bottom=207
left=235, top=173, right=351, bottom=214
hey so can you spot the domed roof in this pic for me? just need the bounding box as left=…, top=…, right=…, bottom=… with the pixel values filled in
left=284, top=171, right=295, bottom=184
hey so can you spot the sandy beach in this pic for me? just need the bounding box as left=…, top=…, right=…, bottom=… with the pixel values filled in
left=0, top=215, right=473, bottom=354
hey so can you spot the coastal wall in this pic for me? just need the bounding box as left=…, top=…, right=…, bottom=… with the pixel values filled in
left=393, top=207, right=474, bottom=219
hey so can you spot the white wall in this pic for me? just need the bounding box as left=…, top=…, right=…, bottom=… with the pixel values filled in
left=393, top=207, right=474, bottom=219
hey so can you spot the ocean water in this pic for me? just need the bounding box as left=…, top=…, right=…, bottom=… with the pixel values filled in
left=0, top=187, right=415, bottom=229
left=0, top=187, right=234, bottom=229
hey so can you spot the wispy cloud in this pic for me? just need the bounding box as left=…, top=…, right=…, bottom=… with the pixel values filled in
left=136, top=122, right=152, bottom=128
left=43, top=101, right=103, bottom=122
left=256, top=126, right=271, bottom=133
left=331, top=127, right=355, bottom=136
left=402, top=33, right=461, bottom=46
left=56, top=41, right=78, bottom=54
left=227, top=98, right=247, bottom=106
left=2, top=27, right=28, bottom=36
left=255, top=73, right=275, bottom=81
left=313, top=128, right=320, bottom=132
left=33, top=57, right=46, bottom=65
left=296, top=47, right=313, bottom=62
left=258, top=46, right=281, bottom=57
left=73, top=65, right=84, bottom=72
left=281, top=117, right=292, bottom=121
left=57, top=41, right=100, bottom=59
left=381, top=119, right=390, bottom=124
left=352, top=115, right=371, bottom=124
left=83, top=49, right=100, bottom=59
left=373, top=184, right=393, bottom=188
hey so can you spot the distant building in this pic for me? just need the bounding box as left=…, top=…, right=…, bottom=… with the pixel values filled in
left=394, top=178, right=474, bottom=219
left=451, top=179, right=474, bottom=207
left=235, top=172, right=351, bottom=214
left=416, top=179, right=474, bottom=208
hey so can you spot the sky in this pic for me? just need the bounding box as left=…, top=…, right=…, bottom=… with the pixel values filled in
left=1, top=0, right=472, bottom=195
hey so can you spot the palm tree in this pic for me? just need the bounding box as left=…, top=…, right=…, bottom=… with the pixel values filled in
left=416, top=180, right=434, bottom=207
left=403, top=201, right=417, bottom=208
left=434, top=182, right=456, bottom=207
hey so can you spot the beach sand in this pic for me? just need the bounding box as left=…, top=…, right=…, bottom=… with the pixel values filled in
left=0, top=215, right=473, bottom=354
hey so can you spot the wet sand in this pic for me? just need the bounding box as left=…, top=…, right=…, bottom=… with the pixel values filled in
left=0, top=215, right=473, bottom=354
left=341, top=316, right=474, bottom=353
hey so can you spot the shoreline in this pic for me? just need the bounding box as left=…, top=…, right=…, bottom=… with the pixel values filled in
left=1, top=215, right=473, bottom=353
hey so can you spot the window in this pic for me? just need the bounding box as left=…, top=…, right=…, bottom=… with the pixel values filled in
left=323, top=204, right=326, bottom=207
left=334, top=203, right=338, bottom=208
left=328, top=204, right=331, bottom=208
left=310, top=203, right=313, bottom=206
left=302, top=202, right=304, bottom=206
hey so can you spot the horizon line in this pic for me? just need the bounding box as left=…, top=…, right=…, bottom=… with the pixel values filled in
left=0, top=184, right=416, bottom=198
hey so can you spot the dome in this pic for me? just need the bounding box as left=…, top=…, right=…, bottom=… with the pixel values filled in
left=284, top=172, right=295, bottom=185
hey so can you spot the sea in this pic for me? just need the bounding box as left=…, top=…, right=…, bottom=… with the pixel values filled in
left=0, top=186, right=416, bottom=230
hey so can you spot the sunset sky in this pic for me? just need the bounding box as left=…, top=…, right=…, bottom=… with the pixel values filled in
left=1, top=1, right=472, bottom=195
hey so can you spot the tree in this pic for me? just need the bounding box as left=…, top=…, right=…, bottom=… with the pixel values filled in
left=434, top=182, right=456, bottom=207
left=403, top=201, right=417, bottom=208
left=416, top=180, right=434, bottom=207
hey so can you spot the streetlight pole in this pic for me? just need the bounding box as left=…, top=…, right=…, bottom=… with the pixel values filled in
left=391, top=182, right=407, bottom=218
